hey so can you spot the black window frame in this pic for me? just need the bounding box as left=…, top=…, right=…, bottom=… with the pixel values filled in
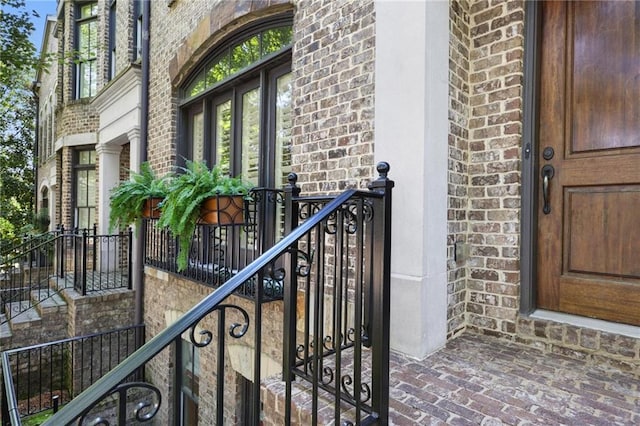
left=72, top=148, right=97, bottom=230
left=178, top=17, right=293, bottom=190
left=74, top=1, right=99, bottom=99
left=108, top=0, right=117, bottom=80
left=133, top=0, right=143, bottom=62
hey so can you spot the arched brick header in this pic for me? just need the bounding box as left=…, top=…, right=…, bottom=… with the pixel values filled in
left=168, top=0, right=293, bottom=87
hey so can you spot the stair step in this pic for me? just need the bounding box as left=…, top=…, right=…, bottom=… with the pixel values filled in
left=5, top=301, right=42, bottom=330
left=0, top=313, right=12, bottom=339
left=31, top=289, right=67, bottom=314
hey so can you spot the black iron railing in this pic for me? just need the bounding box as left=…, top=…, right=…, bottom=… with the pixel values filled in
left=57, top=225, right=132, bottom=296
left=1, top=325, right=144, bottom=424
left=0, top=227, right=132, bottom=325
left=0, top=233, right=58, bottom=324
left=5, top=163, right=392, bottom=426
left=144, top=188, right=286, bottom=301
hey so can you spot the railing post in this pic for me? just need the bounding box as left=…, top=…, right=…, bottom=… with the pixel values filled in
left=1, top=375, right=9, bottom=426
left=81, top=228, right=88, bottom=296
left=58, top=225, right=65, bottom=279
left=127, top=227, right=133, bottom=290
left=366, top=162, right=394, bottom=426
left=92, top=224, right=97, bottom=272
left=282, top=172, right=301, bottom=425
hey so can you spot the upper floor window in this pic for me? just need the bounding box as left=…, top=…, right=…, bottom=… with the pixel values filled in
left=76, top=2, right=98, bottom=98
left=108, top=0, right=117, bottom=80
left=134, top=0, right=143, bottom=61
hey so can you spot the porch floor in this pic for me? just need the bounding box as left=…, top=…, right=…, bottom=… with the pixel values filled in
left=389, top=332, right=640, bottom=425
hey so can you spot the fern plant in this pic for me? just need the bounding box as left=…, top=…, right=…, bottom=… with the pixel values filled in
left=157, top=160, right=252, bottom=271
left=109, top=162, right=170, bottom=232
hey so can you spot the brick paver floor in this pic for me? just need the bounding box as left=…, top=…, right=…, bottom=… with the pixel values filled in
left=389, top=333, right=640, bottom=425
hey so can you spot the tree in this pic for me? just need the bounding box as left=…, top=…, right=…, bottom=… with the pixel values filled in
left=0, top=0, right=38, bottom=86
left=0, top=0, right=38, bottom=246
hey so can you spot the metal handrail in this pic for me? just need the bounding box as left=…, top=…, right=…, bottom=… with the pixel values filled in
left=40, top=188, right=371, bottom=425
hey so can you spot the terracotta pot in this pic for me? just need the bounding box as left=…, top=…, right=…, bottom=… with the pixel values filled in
left=199, top=195, right=244, bottom=225
left=142, top=197, right=163, bottom=219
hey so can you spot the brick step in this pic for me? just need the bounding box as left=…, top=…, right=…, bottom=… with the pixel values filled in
left=5, top=301, right=42, bottom=331
left=0, top=313, right=12, bottom=340
left=31, top=289, right=67, bottom=315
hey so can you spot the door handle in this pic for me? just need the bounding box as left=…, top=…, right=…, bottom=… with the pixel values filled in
left=541, top=165, right=554, bottom=214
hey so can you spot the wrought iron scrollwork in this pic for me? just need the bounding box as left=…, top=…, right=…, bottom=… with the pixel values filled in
left=321, top=366, right=335, bottom=386
left=286, top=247, right=314, bottom=277
left=341, top=375, right=372, bottom=404
left=189, top=304, right=250, bottom=348
left=78, top=382, right=161, bottom=425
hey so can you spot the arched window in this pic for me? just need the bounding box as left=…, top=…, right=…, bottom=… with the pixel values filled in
left=179, top=19, right=293, bottom=189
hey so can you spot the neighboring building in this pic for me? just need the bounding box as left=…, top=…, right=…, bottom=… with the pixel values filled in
left=31, top=0, right=639, bottom=423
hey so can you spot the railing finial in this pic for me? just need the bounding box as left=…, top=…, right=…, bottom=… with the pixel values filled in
left=287, top=172, right=298, bottom=187
left=286, top=172, right=301, bottom=197
left=369, top=161, right=394, bottom=191
left=376, top=161, right=390, bottom=178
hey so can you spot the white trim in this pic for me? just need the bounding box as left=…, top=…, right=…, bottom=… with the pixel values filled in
left=57, top=133, right=97, bottom=150
left=530, top=310, right=640, bottom=339
left=374, top=0, right=449, bottom=359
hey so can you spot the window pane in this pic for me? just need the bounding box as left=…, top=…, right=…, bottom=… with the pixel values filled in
left=230, top=35, right=260, bottom=75
left=215, top=100, right=232, bottom=174
left=187, top=72, right=206, bottom=98
left=275, top=73, right=293, bottom=187
left=78, top=208, right=89, bottom=229
left=77, top=171, right=88, bottom=206
left=262, top=26, right=293, bottom=56
left=192, top=111, right=204, bottom=163
left=80, top=3, right=97, bottom=19
left=79, top=62, right=90, bottom=98
left=79, top=20, right=97, bottom=59
left=241, top=88, right=260, bottom=185
left=87, top=169, right=96, bottom=205
left=275, top=73, right=292, bottom=238
left=78, top=150, right=95, bottom=165
left=206, top=53, right=230, bottom=87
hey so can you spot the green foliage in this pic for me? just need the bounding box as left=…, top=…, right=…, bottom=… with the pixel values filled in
left=109, top=162, right=170, bottom=232
left=0, top=0, right=37, bottom=87
left=0, top=0, right=37, bottom=250
left=22, top=407, right=54, bottom=425
left=158, top=160, right=252, bottom=271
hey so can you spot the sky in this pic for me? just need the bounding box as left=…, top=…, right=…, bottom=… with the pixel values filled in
left=26, top=0, right=58, bottom=53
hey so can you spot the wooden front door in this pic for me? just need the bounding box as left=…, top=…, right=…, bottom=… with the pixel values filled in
left=536, top=1, right=640, bottom=325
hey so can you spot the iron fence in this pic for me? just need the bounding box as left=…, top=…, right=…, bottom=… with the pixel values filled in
left=1, top=325, right=144, bottom=424
left=57, top=225, right=132, bottom=296
left=0, top=234, right=57, bottom=324
left=144, top=188, right=286, bottom=301
left=0, top=227, right=132, bottom=325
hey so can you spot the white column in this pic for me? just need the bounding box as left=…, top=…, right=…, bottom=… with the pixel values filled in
left=374, top=1, right=449, bottom=359
left=97, top=143, right=123, bottom=235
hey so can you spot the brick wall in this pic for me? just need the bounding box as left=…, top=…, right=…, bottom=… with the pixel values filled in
left=143, top=269, right=285, bottom=425
left=291, top=0, right=376, bottom=194
left=60, top=147, right=74, bottom=230
left=447, top=0, right=471, bottom=338
left=65, top=288, right=135, bottom=338
left=466, top=0, right=525, bottom=337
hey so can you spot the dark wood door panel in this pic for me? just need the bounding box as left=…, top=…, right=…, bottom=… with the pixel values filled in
left=564, top=186, right=640, bottom=279
left=570, top=1, right=640, bottom=153
left=560, top=278, right=640, bottom=326
left=536, top=1, right=640, bottom=325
